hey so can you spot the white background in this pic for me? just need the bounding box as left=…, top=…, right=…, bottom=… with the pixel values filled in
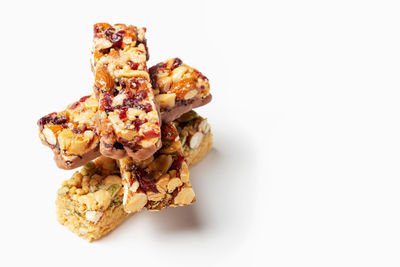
left=0, top=0, right=399, bottom=266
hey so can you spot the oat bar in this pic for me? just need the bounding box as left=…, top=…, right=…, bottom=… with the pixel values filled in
left=56, top=157, right=127, bottom=241
left=93, top=23, right=161, bottom=160
left=120, top=122, right=195, bottom=213
left=149, top=58, right=212, bottom=122
left=38, top=94, right=101, bottom=169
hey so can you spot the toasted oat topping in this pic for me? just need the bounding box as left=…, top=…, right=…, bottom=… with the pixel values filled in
left=58, top=157, right=123, bottom=220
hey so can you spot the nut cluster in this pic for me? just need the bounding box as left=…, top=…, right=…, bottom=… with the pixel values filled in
left=120, top=122, right=195, bottom=213
left=150, top=58, right=211, bottom=111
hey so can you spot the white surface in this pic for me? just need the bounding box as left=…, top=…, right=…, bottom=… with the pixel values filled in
left=0, top=0, right=399, bottom=266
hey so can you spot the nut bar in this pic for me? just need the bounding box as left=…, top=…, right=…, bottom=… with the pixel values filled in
left=93, top=23, right=161, bottom=160
left=56, top=157, right=128, bottom=242
left=174, top=111, right=213, bottom=165
left=120, top=122, right=195, bottom=213
left=149, top=58, right=212, bottom=122
left=38, top=97, right=211, bottom=170
left=38, top=94, right=101, bottom=170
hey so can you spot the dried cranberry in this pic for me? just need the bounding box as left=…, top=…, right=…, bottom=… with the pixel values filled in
left=149, top=62, right=167, bottom=76
left=170, top=154, right=185, bottom=177
left=93, top=26, right=102, bottom=37
left=121, top=97, right=152, bottom=112
left=53, top=116, right=67, bottom=125
left=127, top=60, right=139, bottom=70
left=172, top=58, right=183, bottom=69
left=99, top=47, right=111, bottom=54
left=119, top=109, right=127, bottom=120
left=137, top=103, right=152, bottom=112
left=111, top=30, right=125, bottom=48
left=105, top=27, right=115, bottom=37
left=79, top=95, right=91, bottom=102
left=132, top=119, right=145, bottom=130
left=37, top=114, right=52, bottom=130
left=101, top=92, right=114, bottom=112
left=198, top=73, right=208, bottom=81
left=119, top=79, right=127, bottom=89
left=136, top=168, right=157, bottom=192
left=143, top=129, right=159, bottom=138
left=129, top=78, right=141, bottom=89
left=72, top=128, right=84, bottom=134
left=70, top=101, right=80, bottom=109
left=135, top=90, right=147, bottom=101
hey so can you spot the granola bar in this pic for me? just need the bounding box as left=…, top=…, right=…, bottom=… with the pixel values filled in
left=149, top=58, right=212, bottom=122
left=56, top=157, right=127, bottom=241
left=93, top=23, right=161, bottom=160
left=174, top=111, right=213, bottom=165
left=38, top=94, right=101, bottom=169
left=120, top=122, right=195, bottom=213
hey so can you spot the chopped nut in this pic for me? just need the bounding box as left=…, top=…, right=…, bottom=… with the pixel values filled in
left=148, top=155, right=173, bottom=175
left=123, top=192, right=147, bottom=213
left=42, top=128, right=57, bottom=145
left=184, top=89, right=198, bottom=100
left=95, top=67, right=114, bottom=90
left=171, top=66, right=188, bottom=81
left=127, top=108, right=145, bottom=120
left=103, top=175, right=122, bottom=185
left=147, top=191, right=165, bottom=202
left=180, top=162, right=189, bottom=183
left=157, top=77, right=172, bottom=92
left=94, top=37, right=112, bottom=50
left=160, top=141, right=182, bottom=154
left=156, top=174, right=170, bottom=193
left=189, top=132, right=204, bottom=149
left=167, top=178, right=183, bottom=193
left=119, top=128, right=136, bottom=141
left=129, top=180, right=140, bottom=193
left=156, top=93, right=176, bottom=108
left=137, top=156, right=154, bottom=168
left=174, top=187, right=195, bottom=205
left=112, top=94, right=126, bottom=106
left=78, top=189, right=112, bottom=211
left=198, top=119, right=210, bottom=134
left=85, top=211, right=103, bottom=223
left=139, top=137, right=159, bottom=148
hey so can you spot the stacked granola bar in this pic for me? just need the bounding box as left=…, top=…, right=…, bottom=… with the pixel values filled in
left=38, top=23, right=213, bottom=241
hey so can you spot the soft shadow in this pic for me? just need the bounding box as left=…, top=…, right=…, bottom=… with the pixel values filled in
left=149, top=205, right=202, bottom=232
left=150, top=148, right=223, bottom=233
